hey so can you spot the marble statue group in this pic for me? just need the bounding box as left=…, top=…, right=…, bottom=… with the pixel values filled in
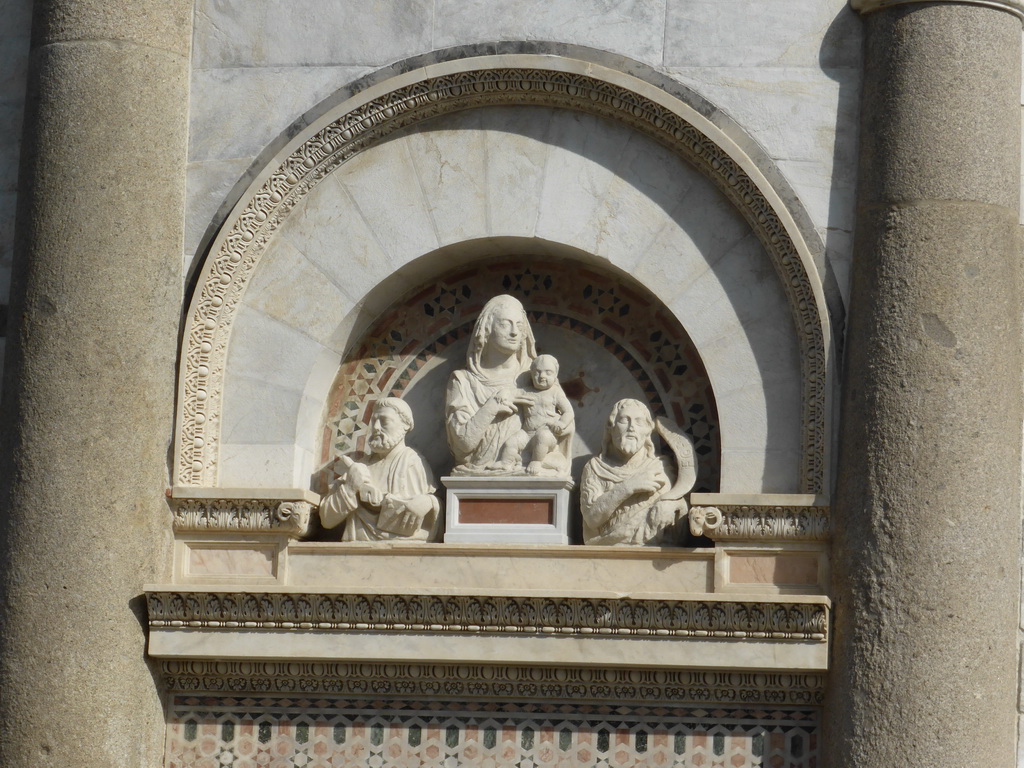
left=321, top=294, right=697, bottom=545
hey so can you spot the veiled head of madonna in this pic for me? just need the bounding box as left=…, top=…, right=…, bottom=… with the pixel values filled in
left=468, top=294, right=536, bottom=373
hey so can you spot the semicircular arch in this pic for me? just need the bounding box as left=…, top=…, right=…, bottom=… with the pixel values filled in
left=175, top=53, right=835, bottom=495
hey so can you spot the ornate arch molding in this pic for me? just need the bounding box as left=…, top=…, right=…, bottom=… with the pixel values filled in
left=176, top=54, right=834, bottom=494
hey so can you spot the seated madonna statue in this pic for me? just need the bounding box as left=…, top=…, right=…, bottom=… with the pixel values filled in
left=445, top=294, right=538, bottom=474
left=580, top=398, right=697, bottom=546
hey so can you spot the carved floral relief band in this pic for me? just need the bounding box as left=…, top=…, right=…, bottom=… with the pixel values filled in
left=158, top=659, right=825, bottom=705
left=172, top=498, right=314, bottom=537
left=177, top=58, right=831, bottom=494
left=689, top=505, right=830, bottom=541
left=146, top=591, right=828, bottom=641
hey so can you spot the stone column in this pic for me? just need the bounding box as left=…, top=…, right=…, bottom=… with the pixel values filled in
left=828, top=2, right=1022, bottom=767
left=0, top=2, right=191, bottom=766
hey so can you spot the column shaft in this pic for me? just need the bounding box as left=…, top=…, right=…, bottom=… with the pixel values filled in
left=828, top=4, right=1022, bottom=767
left=0, top=1, right=191, bottom=765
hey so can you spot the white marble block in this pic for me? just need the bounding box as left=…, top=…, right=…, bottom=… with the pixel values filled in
left=442, top=476, right=573, bottom=544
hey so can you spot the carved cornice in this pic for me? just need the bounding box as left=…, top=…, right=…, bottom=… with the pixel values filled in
left=147, top=592, right=827, bottom=641
left=851, top=0, right=1024, bottom=21
left=177, top=61, right=829, bottom=495
left=690, top=505, right=830, bottom=541
left=158, top=660, right=825, bottom=706
left=172, top=499, right=314, bottom=537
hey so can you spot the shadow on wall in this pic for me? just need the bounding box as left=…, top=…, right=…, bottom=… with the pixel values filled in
left=819, top=7, right=861, bottom=352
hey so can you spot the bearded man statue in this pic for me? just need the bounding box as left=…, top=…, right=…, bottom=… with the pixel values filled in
left=580, top=398, right=696, bottom=546
left=320, top=397, right=440, bottom=541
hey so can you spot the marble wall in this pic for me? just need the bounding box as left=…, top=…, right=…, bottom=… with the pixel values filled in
left=183, top=2, right=856, bottom=497
left=184, top=0, right=861, bottom=308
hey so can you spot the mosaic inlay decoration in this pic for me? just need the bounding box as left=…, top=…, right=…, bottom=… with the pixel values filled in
left=166, top=696, right=819, bottom=768
left=320, top=259, right=720, bottom=494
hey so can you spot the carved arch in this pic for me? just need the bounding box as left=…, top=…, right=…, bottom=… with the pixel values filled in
left=175, top=53, right=835, bottom=494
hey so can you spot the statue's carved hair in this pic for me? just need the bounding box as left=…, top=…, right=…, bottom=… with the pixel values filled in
left=374, top=397, right=414, bottom=431
left=606, top=398, right=654, bottom=429
left=603, top=398, right=656, bottom=459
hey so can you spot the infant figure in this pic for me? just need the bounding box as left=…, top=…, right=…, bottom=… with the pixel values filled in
left=495, top=354, right=575, bottom=475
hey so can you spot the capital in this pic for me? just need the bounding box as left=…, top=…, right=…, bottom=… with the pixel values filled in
left=851, top=0, right=1024, bottom=22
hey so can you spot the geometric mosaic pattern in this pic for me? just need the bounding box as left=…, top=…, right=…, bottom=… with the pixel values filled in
left=166, top=696, right=818, bottom=767
left=321, top=258, right=720, bottom=493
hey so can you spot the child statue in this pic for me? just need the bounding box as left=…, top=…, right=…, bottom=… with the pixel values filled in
left=494, top=354, right=575, bottom=476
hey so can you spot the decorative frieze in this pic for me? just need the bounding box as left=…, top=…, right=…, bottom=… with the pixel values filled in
left=166, top=694, right=821, bottom=767
left=172, top=499, right=314, bottom=537
left=159, top=659, right=825, bottom=706
left=690, top=504, right=830, bottom=541
left=146, top=591, right=827, bottom=641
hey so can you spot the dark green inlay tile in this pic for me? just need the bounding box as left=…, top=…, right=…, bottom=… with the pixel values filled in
left=713, top=733, right=725, bottom=756
left=674, top=732, right=686, bottom=755
left=791, top=734, right=804, bottom=758
left=597, top=729, right=610, bottom=753
left=334, top=724, right=346, bottom=744
left=221, top=722, right=234, bottom=743
left=296, top=723, right=309, bottom=744
left=446, top=725, right=459, bottom=749
left=183, top=720, right=197, bottom=742
left=559, top=728, right=572, bottom=751
left=521, top=727, right=534, bottom=750
left=371, top=724, right=384, bottom=746
left=635, top=731, right=647, bottom=753
left=408, top=724, right=421, bottom=747
left=483, top=726, right=496, bottom=750
left=258, top=723, right=272, bottom=744
left=752, top=732, right=764, bottom=757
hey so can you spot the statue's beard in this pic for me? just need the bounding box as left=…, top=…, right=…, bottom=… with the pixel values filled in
left=369, top=431, right=398, bottom=453
left=617, top=435, right=641, bottom=456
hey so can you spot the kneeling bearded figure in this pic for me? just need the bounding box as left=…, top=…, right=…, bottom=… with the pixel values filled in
left=320, top=397, right=440, bottom=542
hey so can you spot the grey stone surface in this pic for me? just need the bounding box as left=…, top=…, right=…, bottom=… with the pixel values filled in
left=193, top=0, right=433, bottom=68
left=665, top=0, right=860, bottom=68
left=32, top=0, right=191, bottom=54
left=184, top=17, right=856, bottom=314
left=434, top=0, right=667, bottom=66
left=0, top=1, right=191, bottom=765
left=0, top=0, right=31, bottom=97
left=828, top=5, right=1022, bottom=767
left=0, top=192, right=15, bottom=300
left=184, top=156, right=253, bottom=267
left=856, top=8, right=1019, bottom=210
left=666, top=64, right=860, bottom=304
left=0, top=0, right=33, bottom=353
left=188, top=66, right=373, bottom=163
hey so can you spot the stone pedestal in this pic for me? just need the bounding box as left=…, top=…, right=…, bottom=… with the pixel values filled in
left=828, top=3, right=1023, bottom=766
left=442, top=476, right=573, bottom=544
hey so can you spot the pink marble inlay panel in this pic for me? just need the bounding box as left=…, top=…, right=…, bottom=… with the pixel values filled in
left=729, top=554, right=819, bottom=586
